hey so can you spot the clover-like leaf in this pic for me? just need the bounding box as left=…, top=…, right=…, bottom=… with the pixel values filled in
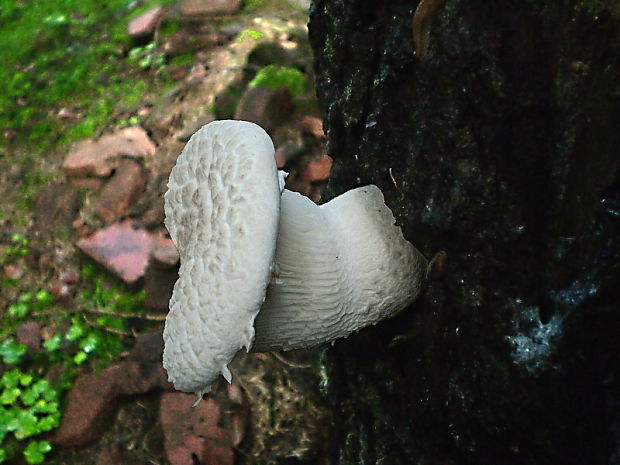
left=43, top=387, right=58, bottom=403
left=29, top=379, right=50, bottom=397
left=2, top=407, right=19, bottom=432
left=23, top=440, right=52, bottom=464
left=14, top=409, right=38, bottom=439
left=79, top=332, right=99, bottom=353
left=33, top=399, right=59, bottom=415
left=21, top=388, right=38, bottom=406
left=0, top=387, right=21, bottom=405
left=34, top=290, right=53, bottom=307
left=43, top=334, right=61, bottom=352
left=7, top=302, right=29, bottom=319
left=21, top=379, right=51, bottom=406
left=1, top=369, right=21, bottom=389
left=73, top=351, right=88, bottom=365
left=19, top=372, right=33, bottom=387
left=65, top=319, right=84, bottom=341
left=0, top=339, right=27, bottom=364
left=36, top=412, right=60, bottom=432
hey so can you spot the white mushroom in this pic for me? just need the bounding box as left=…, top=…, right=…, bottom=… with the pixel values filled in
left=163, top=120, right=282, bottom=397
left=163, top=120, right=427, bottom=397
left=252, top=186, right=427, bottom=351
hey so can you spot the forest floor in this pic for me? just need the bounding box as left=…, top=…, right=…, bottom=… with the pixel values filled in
left=0, top=1, right=332, bottom=464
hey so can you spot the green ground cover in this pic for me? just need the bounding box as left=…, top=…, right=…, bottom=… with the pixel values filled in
left=0, top=0, right=171, bottom=151
left=1, top=260, right=149, bottom=463
left=0, top=2, right=168, bottom=462
left=0, top=1, right=318, bottom=462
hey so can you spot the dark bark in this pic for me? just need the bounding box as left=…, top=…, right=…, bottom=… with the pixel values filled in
left=308, top=1, right=620, bottom=464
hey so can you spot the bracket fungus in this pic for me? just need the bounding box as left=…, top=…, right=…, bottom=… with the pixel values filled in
left=163, top=120, right=427, bottom=397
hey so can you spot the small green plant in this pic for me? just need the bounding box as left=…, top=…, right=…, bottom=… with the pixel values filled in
left=249, top=64, right=308, bottom=97
left=128, top=42, right=166, bottom=70
left=0, top=367, right=60, bottom=464
left=243, top=0, right=265, bottom=11
left=0, top=286, right=59, bottom=463
left=169, top=53, right=195, bottom=67
left=23, top=440, right=52, bottom=464
left=0, top=263, right=148, bottom=463
left=0, top=340, right=26, bottom=365
left=7, top=291, right=54, bottom=320
left=119, top=115, right=141, bottom=127
left=5, top=233, right=29, bottom=258
left=237, top=28, right=265, bottom=41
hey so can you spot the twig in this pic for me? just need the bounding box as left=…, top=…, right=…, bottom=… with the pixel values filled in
left=32, top=306, right=166, bottom=321
left=269, top=352, right=312, bottom=369
left=82, top=314, right=135, bottom=337
left=86, top=307, right=166, bottom=321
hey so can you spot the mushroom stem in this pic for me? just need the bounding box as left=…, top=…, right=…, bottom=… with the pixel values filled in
left=252, top=186, right=428, bottom=352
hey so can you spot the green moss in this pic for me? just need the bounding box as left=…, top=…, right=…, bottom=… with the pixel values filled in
left=0, top=0, right=171, bottom=152
left=237, top=28, right=266, bottom=41
left=249, top=64, right=308, bottom=96
left=169, top=53, right=195, bottom=67
left=159, top=19, right=181, bottom=36
left=243, top=0, right=266, bottom=11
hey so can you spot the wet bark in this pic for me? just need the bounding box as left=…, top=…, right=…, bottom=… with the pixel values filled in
left=308, top=1, right=620, bottom=464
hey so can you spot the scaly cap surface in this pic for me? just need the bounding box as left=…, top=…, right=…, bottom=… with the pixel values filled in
left=163, top=120, right=280, bottom=396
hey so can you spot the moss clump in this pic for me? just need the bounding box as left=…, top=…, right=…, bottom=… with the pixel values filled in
left=249, top=64, right=308, bottom=96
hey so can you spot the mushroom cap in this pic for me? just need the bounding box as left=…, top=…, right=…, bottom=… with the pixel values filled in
left=252, top=186, right=427, bottom=351
left=163, top=120, right=280, bottom=395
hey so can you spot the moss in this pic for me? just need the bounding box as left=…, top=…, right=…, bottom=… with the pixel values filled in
left=169, top=54, right=194, bottom=67
left=243, top=0, right=266, bottom=12
left=159, top=19, right=181, bottom=36
left=249, top=64, right=309, bottom=96
left=0, top=0, right=172, bottom=152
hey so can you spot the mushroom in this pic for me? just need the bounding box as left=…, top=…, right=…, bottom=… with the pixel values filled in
left=163, top=120, right=427, bottom=398
left=252, top=186, right=427, bottom=351
left=163, top=120, right=282, bottom=397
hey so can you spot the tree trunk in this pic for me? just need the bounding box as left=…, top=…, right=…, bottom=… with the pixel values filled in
left=308, top=1, right=620, bottom=464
